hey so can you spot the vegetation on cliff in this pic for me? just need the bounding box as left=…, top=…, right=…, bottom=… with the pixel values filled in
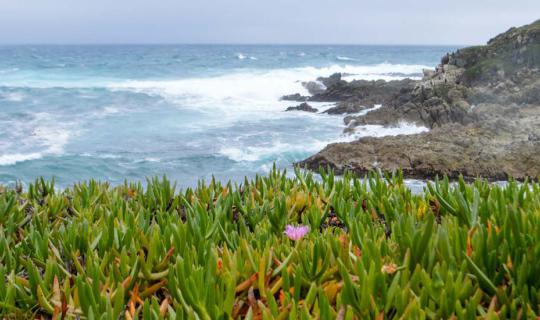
left=459, top=19, right=540, bottom=84
left=2, top=169, right=540, bottom=318
left=300, top=19, right=540, bottom=181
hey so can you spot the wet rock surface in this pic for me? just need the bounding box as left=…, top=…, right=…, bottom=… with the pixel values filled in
left=280, top=93, right=310, bottom=102
left=323, top=99, right=371, bottom=115
left=295, top=19, right=540, bottom=180
left=285, top=102, right=318, bottom=113
left=300, top=109, right=540, bottom=181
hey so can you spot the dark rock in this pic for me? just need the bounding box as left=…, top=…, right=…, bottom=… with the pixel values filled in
left=323, top=99, right=371, bottom=115
left=302, top=81, right=326, bottom=95
left=309, top=78, right=416, bottom=104
left=298, top=121, right=540, bottom=181
left=285, top=102, right=318, bottom=113
left=281, top=93, right=309, bottom=102
left=441, top=54, right=450, bottom=65
left=298, top=19, right=540, bottom=181
left=317, top=73, right=344, bottom=88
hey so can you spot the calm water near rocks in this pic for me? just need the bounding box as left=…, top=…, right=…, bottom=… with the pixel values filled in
left=0, top=45, right=456, bottom=189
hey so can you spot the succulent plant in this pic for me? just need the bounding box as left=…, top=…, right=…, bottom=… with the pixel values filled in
left=1, top=168, right=540, bottom=319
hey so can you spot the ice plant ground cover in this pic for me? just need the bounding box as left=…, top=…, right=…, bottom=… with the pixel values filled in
left=1, top=169, right=540, bottom=319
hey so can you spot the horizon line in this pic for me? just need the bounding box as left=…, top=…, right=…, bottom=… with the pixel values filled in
left=0, top=42, right=470, bottom=47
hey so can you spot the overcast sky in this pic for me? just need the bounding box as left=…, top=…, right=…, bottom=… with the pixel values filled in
left=0, top=0, right=538, bottom=45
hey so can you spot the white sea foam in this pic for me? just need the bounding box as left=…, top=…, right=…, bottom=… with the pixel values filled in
left=296, top=63, right=428, bottom=81
left=110, top=71, right=309, bottom=117
left=218, top=113, right=427, bottom=163
left=103, top=106, right=120, bottom=114
left=87, top=105, right=124, bottom=119
left=80, top=153, right=122, bottom=159
left=133, top=157, right=162, bottom=163
left=3, top=63, right=428, bottom=92
left=29, top=113, right=72, bottom=155
left=0, top=62, right=431, bottom=168
left=0, top=112, right=74, bottom=166
left=347, top=122, right=429, bottom=140
left=218, top=121, right=428, bottom=163
left=0, top=68, right=19, bottom=74
left=308, top=63, right=426, bottom=81
left=336, top=56, right=355, bottom=61
left=0, top=152, right=43, bottom=166
left=1, top=92, right=25, bottom=102
left=218, top=108, right=428, bottom=163
left=219, top=140, right=328, bottom=162
left=236, top=53, right=258, bottom=60
left=108, top=63, right=428, bottom=119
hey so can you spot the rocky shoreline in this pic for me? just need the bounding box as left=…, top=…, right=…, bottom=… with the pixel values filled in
left=288, top=19, right=540, bottom=181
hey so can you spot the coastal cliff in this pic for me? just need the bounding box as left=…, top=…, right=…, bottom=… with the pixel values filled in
left=297, top=19, right=540, bottom=180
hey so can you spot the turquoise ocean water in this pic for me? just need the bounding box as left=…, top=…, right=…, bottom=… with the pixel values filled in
left=0, top=45, right=456, bottom=188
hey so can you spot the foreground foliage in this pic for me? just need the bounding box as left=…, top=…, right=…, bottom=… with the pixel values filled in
left=1, top=169, right=540, bottom=319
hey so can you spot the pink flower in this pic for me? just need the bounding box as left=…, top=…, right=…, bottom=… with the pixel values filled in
left=284, top=225, right=309, bottom=241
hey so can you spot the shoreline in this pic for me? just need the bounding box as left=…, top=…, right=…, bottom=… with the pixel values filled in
left=286, top=19, right=540, bottom=182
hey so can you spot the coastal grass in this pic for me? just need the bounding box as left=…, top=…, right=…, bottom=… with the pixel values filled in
left=1, top=169, right=540, bottom=319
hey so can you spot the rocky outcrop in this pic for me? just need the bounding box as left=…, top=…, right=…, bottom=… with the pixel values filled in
left=300, top=132, right=540, bottom=181
left=323, top=99, right=371, bottom=115
left=286, top=103, right=318, bottom=113
left=301, top=104, right=540, bottom=181
left=298, top=19, right=540, bottom=181
left=308, top=76, right=417, bottom=105
left=341, top=20, right=540, bottom=130
left=281, top=93, right=310, bottom=102
left=302, top=81, right=326, bottom=95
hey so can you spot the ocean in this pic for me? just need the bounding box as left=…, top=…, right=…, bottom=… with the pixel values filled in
left=0, top=45, right=457, bottom=188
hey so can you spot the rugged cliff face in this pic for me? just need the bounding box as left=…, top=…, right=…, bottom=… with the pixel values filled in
left=346, top=19, right=540, bottom=129
left=298, top=20, right=540, bottom=181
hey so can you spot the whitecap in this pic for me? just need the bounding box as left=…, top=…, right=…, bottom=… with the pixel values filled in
left=1, top=92, right=25, bottom=102
left=299, top=63, right=429, bottom=81
left=107, top=63, right=429, bottom=121
left=336, top=56, right=355, bottom=61
left=4, top=63, right=430, bottom=94
left=219, top=103, right=427, bottom=164
left=0, top=68, right=19, bottom=74
left=103, top=106, right=120, bottom=114
left=31, top=124, right=71, bottom=155
left=106, top=65, right=424, bottom=139
left=219, top=140, right=325, bottom=162
left=80, top=153, right=122, bottom=159
left=0, top=112, right=74, bottom=166
left=0, top=152, right=43, bottom=166
left=133, top=157, right=161, bottom=163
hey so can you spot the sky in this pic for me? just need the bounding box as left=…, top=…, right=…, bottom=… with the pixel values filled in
left=0, top=0, right=539, bottom=45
